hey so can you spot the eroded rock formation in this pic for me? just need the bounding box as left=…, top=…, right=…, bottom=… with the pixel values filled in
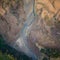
left=0, top=0, right=60, bottom=60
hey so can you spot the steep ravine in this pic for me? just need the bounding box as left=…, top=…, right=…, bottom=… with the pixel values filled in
left=0, top=0, right=60, bottom=60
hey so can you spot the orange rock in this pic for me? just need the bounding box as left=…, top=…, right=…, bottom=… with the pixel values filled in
left=0, top=6, right=5, bottom=15
left=35, top=0, right=60, bottom=19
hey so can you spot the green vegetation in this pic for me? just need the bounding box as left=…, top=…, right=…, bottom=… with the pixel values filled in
left=0, top=34, right=60, bottom=60
left=0, top=35, right=32, bottom=60
left=0, top=51, right=16, bottom=60
left=0, top=35, right=16, bottom=60
left=40, top=48, right=60, bottom=60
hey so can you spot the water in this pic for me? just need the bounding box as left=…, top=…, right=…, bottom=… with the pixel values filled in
left=12, top=0, right=38, bottom=60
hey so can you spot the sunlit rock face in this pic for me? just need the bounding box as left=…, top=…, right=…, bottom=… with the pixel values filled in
left=31, top=0, right=60, bottom=49
left=0, top=0, right=60, bottom=60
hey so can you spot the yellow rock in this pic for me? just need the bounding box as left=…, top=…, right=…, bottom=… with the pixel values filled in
left=35, top=0, right=60, bottom=19
left=0, top=6, right=5, bottom=15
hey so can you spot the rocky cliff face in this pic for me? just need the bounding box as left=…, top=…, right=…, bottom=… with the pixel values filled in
left=0, top=0, right=60, bottom=60
left=28, top=0, right=60, bottom=49
left=0, top=0, right=26, bottom=43
left=35, top=0, right=60, bottom=18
